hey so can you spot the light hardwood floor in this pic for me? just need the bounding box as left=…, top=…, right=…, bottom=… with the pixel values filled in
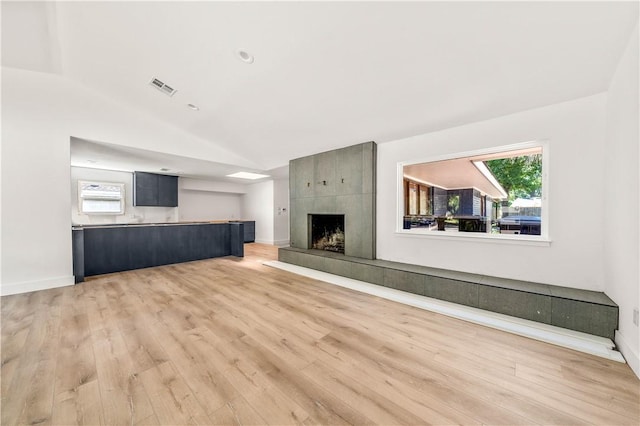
left=2, top=243, right=639, bottom=425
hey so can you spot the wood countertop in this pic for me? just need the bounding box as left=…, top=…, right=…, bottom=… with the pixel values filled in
left=72, top=220, right=254, bottom=230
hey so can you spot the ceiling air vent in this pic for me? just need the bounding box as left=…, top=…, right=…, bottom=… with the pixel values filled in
left=149, top=77, right=177, bottom=97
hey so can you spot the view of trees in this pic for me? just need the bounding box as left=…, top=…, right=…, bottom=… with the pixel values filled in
left=485, top=154, right=542, bottom=202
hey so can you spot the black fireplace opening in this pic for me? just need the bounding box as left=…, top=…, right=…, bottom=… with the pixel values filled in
left=309, top=214, right=345, bottom=253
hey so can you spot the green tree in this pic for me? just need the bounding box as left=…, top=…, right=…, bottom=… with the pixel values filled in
left=485, top=154, right=542, bottom=202
left=447, top=194, right=460, bottom=216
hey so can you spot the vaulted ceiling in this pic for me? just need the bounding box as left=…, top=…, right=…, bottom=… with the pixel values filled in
left=2, top=1, right=638, bottom=178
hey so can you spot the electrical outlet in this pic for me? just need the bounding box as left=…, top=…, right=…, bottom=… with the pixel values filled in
left=633, top=308, right=639, bottom=327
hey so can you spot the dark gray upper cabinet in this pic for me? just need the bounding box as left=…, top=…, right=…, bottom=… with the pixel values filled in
left=158, top=174, right=178, bottom=207
left=133, top=171, right=178, bottom=207
left=133, top=172, right=158, bottom=206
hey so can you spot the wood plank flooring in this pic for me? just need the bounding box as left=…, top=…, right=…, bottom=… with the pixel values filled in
left=2, top=243, right=639, bottom=425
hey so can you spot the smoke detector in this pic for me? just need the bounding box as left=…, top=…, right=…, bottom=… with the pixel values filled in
left=149, top=77, right=177, bottom=97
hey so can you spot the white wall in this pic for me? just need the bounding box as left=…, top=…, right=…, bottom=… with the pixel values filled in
left=239, top=178, right=289, bottom=246
left=179, top=178, right=247, bottom=194
left=1, top=67, right=253, bottom=295
left=178, top=177, right=245, bottom=221
left=179, top=190, right=242, bottom=222
left=71, top=167, right=178, bottom=225
left=604, top=24, right=639, bottom=377
left=242, top=180, right=275, bottom=244
left=273, top=178, right=290, bottom=246
left=378, top=93, right=607, bottom=291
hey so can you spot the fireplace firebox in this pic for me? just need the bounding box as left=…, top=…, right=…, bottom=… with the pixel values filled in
left=309, top=214, right=345, bottom=253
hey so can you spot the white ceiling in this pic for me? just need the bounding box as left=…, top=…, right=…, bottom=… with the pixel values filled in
left=70, top=138, right=287, bottom=182
left=3, top=1, right=638, bottom=180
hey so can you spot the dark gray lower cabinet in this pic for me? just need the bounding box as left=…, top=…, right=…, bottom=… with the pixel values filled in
left=78, top=223, right=242, bottom=279
left=229, top=223, right=244, bottom=257
left=83, top=227, right=131, bottom=276
left=230, top=220, right=255, bottom=242
left=243, top=221, right=255, bottom=243
left=72, top=229, right=85, bottom=283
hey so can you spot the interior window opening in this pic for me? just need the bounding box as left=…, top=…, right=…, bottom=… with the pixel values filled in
left=401, top=145, right=543, bottom=237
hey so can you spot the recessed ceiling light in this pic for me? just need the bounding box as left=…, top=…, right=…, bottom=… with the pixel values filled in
left=236, top=49, right=254, bottom=64
left=227, top=172, right=269, bottom=180
left=187, top=103, right=199, bottom=111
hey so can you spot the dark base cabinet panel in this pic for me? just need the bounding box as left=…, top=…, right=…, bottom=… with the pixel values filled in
left=84, top=227, right=132, bottom=276
left=72, top=229, right=85, bottom=283
left=243, top=221, right=255, bottom=243
left=230, top=220, right=255, bottom=243
left=79, top=223, right=242, bottom=278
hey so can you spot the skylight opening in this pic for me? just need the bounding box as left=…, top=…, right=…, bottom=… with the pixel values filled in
left=227, top=172, right=270, bottom=180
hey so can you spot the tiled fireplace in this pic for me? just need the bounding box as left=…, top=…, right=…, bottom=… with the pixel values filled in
left=288, top=141, right=376, bottom=259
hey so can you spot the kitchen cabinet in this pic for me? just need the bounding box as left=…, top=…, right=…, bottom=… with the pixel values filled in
left=158, top=174, right=178, bottom=206
left=83, top=226, right=132, bottom=276
left=76, top=222, right=243, bottom=280
left=229, top=220, right=255, bottom=242
left=133, top=171, right=178, bottom=207
left=72, top=229, right=85, bottom=283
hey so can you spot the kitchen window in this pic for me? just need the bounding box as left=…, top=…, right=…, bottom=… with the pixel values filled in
left=78, top=181, right=125, bottom=214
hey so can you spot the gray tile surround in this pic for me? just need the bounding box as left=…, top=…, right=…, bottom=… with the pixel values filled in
left=278, top=247, right=618, bottom=339
left=289, top=142, right=376, bottom=259
left=478, top=286, right=552, bottom=324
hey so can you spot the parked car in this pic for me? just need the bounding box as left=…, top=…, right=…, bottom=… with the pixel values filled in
left=498, top=215, right=541, bottom=235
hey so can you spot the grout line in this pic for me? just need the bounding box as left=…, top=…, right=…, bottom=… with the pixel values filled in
left=264, top=261, right=625, bottom=363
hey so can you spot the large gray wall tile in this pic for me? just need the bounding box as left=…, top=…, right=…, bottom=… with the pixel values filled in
left=325, top=258, right=352, bottom=278
left=336, top=144, right=364, bottom=196
left=351, top=263, right=384, bottom=285
left=278, top=249, right=304, bottom=266
left=293, top=156, right=315, bottom=199
left=551, top=299, right=618, bottom=339
left=313, top=150, right=337, bottom=197
left=301, top=254, right=327, bottom=272
left=478, top=287, right=551, bottom=324
left=290, top=198, right=313, bottom=248
left=384, top=269, right=425, bottom=295
left=312, top=196, right=337, bottom=214
left=362, top=141, right=376, bottom=195
left=424, top=276, right=479, bottom=307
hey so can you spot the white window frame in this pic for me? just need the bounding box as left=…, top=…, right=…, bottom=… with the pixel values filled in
left=396, top=140, right=550, bottom=245
left=78, top=180, right=125, bottom=215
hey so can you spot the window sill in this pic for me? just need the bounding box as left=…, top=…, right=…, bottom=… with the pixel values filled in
left=394, top=229, right=551, bottom=246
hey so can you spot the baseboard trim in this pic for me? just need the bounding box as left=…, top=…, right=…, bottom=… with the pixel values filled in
left=254, top=239, right=274, bottom=245
left=1, top=275, right=75, bottom=296
left=615, top=330, right=640, bottom=378
left=265, top=260, right=625, bottom=363
left=273, top=239, right=290, bottom=247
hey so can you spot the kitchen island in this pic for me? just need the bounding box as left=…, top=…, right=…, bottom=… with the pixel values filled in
left=72, top=221, right=250, bottom=282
